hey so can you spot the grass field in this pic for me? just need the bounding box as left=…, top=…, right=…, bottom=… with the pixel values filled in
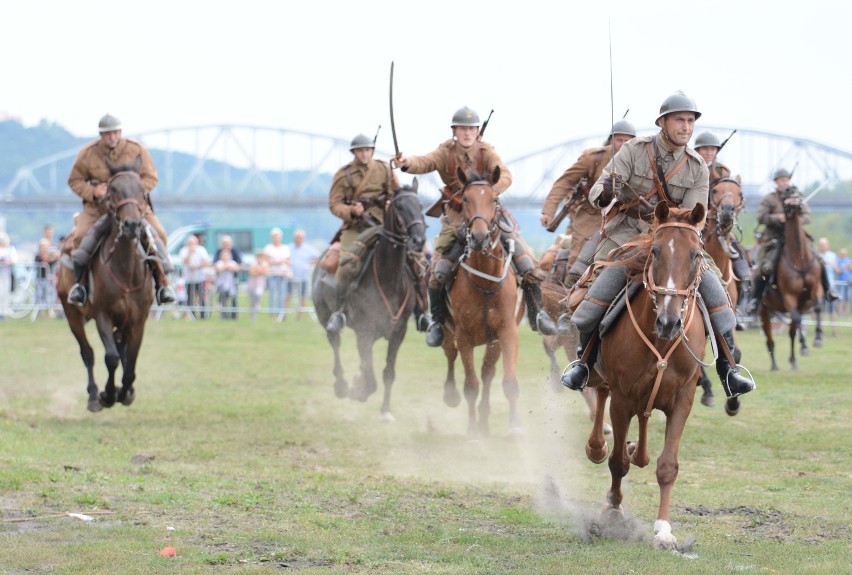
left=0, top=312, right=850, bottom=574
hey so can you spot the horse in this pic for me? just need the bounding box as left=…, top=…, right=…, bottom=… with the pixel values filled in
left=57, top=156, right=155, bottom=412
left=439, top=167, right=522, bottom=439
left=757, top=192, right=824, bottom=371
left=312, top=180, right=426, bottom=420
left=700, top=178, right=746, bottom=414
left=584, top=202, right=708, bottom=550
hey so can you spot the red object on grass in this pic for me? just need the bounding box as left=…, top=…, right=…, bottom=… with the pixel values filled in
left=159, top=546, right=177, bottom=557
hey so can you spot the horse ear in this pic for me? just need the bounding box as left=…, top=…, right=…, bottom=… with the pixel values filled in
left=691, top=203, right=706, bottom=226
left=411, top=177, right=418, bottom=194
left=654, top=201, right=670, bottom=222
left=457, top=167, right=468, bottom=186
left=490, top=166, right=501, bottom=185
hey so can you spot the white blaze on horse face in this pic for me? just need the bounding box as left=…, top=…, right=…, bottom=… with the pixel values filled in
left=662, top=238, right=677, bottom=309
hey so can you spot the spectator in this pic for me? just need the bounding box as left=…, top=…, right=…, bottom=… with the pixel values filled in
left=817, top=237, right=838, bottom=334
left=836, top=247, right=851, bottom=316
left=42, top=224, right=61, bottom=269
left=286, top=229, right=319, bottom=320
left=214, top=248, right=240, bottom=320
left=0, top=232, right=17, bottom=319
left=263, top=227, right=292, bottom=321
left=214, top=235, right=242, bottom=267
left=34, top=239, right=57, bottom=319
left=179, top=234, right=210, bottom=319
left=247, top=251, right=269, bottom=321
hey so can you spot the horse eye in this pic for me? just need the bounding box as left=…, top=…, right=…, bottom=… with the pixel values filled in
left=651, top=246, right=660, bottom=258
left=691, top=249, right=700, bottom=261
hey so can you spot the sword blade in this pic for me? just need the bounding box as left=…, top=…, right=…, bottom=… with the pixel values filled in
left=389, top=61, right=400, bottom=157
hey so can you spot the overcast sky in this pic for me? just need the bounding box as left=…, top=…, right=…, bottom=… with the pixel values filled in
left=3, top=0, right=851, bottom=162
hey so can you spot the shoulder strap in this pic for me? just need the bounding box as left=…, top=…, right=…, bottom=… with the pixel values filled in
left=646, top=141, right=688, bottom=204
left=351, top=161, right=377, bottom=203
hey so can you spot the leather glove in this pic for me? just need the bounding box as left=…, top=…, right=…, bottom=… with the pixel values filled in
left=598, top=175, right=615, bottom=205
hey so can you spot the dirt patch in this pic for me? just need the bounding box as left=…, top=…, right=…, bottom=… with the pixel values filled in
left=680, top=505, right=793, bottom=542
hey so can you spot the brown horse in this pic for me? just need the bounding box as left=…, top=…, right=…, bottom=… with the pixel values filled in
left=584, top=202, right=707, bottom=550
left=440, top=168, right=521, bottom=438
left=57, top=157, right=155, bottom=412
left=758, top=192, right=824, bottom=371
left=701, top=178, right=745, bottom=412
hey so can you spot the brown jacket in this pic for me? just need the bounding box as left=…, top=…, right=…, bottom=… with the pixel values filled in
left=329, top=158, right=398, bottom=230
left=756, top=188, right=812, bottom=243
left=68, top=138, right=157, bottom=207
left=542, top=146, right=610, bottom=220
left=403, top=139, right=512, bottom=194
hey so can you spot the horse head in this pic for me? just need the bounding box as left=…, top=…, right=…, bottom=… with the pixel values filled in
left=387, top=177, right=426, bottom=253
left=782, top=186, right=804, bottom=219
left=647, top=202, right=706, bottom=340
left=105, top=155, right=147, bottom=241
left=458, top=166, right=501, bottom=252
left=709, top=178, right=743, bottom=230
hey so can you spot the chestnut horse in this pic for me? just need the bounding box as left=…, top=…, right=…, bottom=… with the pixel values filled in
left=757, top=192, right=824, bottom=370
left=57, top=157, right=155, bottom=412
left=584, top=202, right=707, bottom=550
left=701, top=178, right=745, bottom=413
left=441, top=168, right=521, bottom=438
left=312, top=181, right=426, bottom=420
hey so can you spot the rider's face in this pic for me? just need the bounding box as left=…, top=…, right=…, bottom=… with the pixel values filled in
left=696, top=146, right=718, bottom=165
left=452, top=125, right=479, bottom=148
left=775, top=176, right=791, bottom=191
left=100, top=130, right=121, bottom=149
left=661, top=112, right=695, bottom=147
left=353, top=147, right=374, bottom=165
left=612, top=134, right=633, bottom=153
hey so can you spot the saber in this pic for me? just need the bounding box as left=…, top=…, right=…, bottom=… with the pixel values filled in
left=389, top=61, right=400, bottom=165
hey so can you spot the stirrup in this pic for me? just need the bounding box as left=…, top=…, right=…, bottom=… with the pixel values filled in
left=156, top=286, right=177, bottom=305
left=560, top=359, right=589, bottom=391
left=67, top=284, right=87, bottom=307
left=325, top=311, right=346, bottom=333
left=721, top=364, right=756, bottom=398
left=426, top=321, right=444, bottom=347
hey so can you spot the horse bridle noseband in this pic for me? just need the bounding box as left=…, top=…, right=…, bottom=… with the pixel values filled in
left=382, top=190, right=425, bottom=250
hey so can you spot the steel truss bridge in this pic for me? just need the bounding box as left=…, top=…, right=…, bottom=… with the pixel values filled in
left=3, top=124, right=852, bottom=211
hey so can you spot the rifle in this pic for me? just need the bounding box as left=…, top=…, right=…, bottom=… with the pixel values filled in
left=372, top=124, right=381, bottom=146
left=547, top=182, right=585, bottom=232
left=718, top=129, right=737, bottom=150
left=478, top=109, right=494, bottom=140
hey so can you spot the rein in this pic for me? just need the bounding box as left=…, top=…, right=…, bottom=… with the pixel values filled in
left=459, top=181, right=513, bottom=284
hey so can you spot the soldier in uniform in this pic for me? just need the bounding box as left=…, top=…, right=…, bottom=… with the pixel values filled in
left=694, top=131, right=751, bottom=328
left=560, top=92, right=755, bottom=399
left=66, top=113, right=175, bottom=306
left=324, top=133, right=400, bottom=332
left=746, top=168, right=839, bottom=314
left=395, top=106, right=558, bottom=347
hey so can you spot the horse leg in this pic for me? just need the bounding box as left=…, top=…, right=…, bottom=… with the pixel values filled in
left=697, top=367, right=715, bottom=407
left=653, top=394, right=694, bottom=550
left=789, top=314, right=800, bottom=370
left=327, top=330, right=348, bottom=399
left=380, top=328, right=406, bottom=422
left=442, top=337, right=461, bottom=408
left=458, top=342, right=481, bottom=440
left=118, top=327, right=145, bottom=406
left=605, top=396, right=632, bottom=518
left=476, top=341, right=501, bottom=437
left=627, top=415, right=650, bottom=468
left=350, top=331, right=377, bottom=402
left=585, top=382, right=609, bottom=464
left=543, top=337, right=562, bottom=392
left=66, top=309, right=101, bottom=412
left=95, top=316, right=120, bottom=408
left=813, top=307, right=824, bottom=348
left=761, top=308, right=779, bottom=371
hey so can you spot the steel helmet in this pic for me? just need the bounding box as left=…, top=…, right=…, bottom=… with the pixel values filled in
left=772, top=168, right=792, bottom=180
left=694, top=131, right=720, bottom=149
left=98, top=113, right=122, bottom=133
left=610, top=119, right=636, bottom=137
left=655, top=91, right=702, bottom=126
left=349, top=133, right=375, bottom=151
left=450, top=106, right=481, bottom=127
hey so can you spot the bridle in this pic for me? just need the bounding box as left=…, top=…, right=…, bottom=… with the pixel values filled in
left=104, top=171, right=147, bottom=240
left=458, top=181, right=514, bottom=284
left=381, top=189, right=425, bottom=251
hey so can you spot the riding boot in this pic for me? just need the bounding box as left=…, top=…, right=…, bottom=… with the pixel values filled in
left=67, top=261, right=88, bottom=307
left=561, top=330, right=598, bottom=391
left=150, top=262, right=177, bottom=305
left=821, top=263, right=840, bottom=302
left=716, top=330, right=756, bottom=398
left=522, top=279, right=558, bottom=335
left=325, top=283, right=347, bottom=333
left=746, top=275, right=767, bottom=315
left=412, top=280, right=430, bottom=332
left=67, top=216, right=111, bottom=307
left=426, top=286, right=447, bottom=347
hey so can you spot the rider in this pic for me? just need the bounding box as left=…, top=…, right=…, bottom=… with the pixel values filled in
left=324, top=133, right=401, bottom=332
left=540, top=120, right=636, bottom=332
left=560, top=92, right=755, bottom=399
left=746, top=168, right=840, bottom=314
left=693, top=131, right=752, bottom=329
left=66, top=113, right=176, bottom=307
left=395, top=106, right=558, bottom=347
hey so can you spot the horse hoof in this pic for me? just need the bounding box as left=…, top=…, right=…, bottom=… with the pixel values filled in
left=381, top=412, right=396, bottom=423
left=334, top=380, right=348, bottom=399
left=586, top=442, right=608, bottom=464
left=87, top=400, right=103, bottom=413
left=701, top=394, right=715, bottom=407
left=507, top=426, right=525, bottom=439
left=725, top=397, right=740, bottom=417
left=601, top=505, right=624, bottom=521
left=444, top=389, right=461, bottom=408
left=813, top=340, right=823, bottom=349
left=800, top=347, right=811, bottom=356
left=98, top=393, right=115, bottom=409
left=348, top=388, right=370, bottom=403
left=120, top=388, right=135, bottom=406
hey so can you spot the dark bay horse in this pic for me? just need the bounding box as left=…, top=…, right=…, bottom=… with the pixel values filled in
left=312, top=180, right=426, bottom=420
left=700, top=178, right=745, bottom=413
left=440, top=168, right=522, bottom=439
left=57, top=157, right=154, bottom=412
left=758, top=192, right=824, bottom=371
left=584, top=202, right=707, bottom=550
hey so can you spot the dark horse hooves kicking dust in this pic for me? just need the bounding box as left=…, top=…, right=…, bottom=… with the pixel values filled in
left=57, top=156, right=155, bottom=413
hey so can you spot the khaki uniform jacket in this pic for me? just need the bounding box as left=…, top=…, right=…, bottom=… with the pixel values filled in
left=329, top=158, right=398, bottom=230
left=403, top=139, right=511, bottom=226
left=709, top=160, right=731, bottom=186
left=756, top=188, right=812, bottom=244
left=542, top=146, right=610, bottom=220
left=68, top=138, right=158, bottom=207
left=589, top=134, right=708, bottom=246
